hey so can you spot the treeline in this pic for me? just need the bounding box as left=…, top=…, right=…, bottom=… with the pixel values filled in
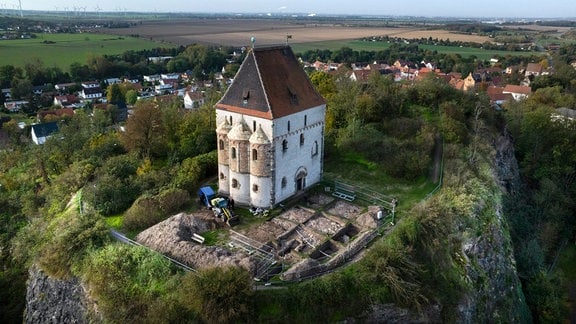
left=0, top=43, right=236, bottom=102
left=444, top=23, right=502, bottom=34
left=298, top=44, right=545, bottom=74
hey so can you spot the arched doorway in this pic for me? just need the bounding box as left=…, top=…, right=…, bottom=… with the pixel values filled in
left=295, top=167, right=307, bottom=191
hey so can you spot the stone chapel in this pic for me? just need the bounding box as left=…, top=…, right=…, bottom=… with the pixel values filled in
left=215, top=45, right=326, bottom=208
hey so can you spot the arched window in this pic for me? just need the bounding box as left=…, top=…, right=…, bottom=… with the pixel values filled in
left=282, top=139, right=288, bottom=153
left=252, top=184, right=259, bottom=192
left=219, top=139, right=224, bottom=150
left=232, top=179, right=238, bottom=188
left=300, top=133, right=304, bottom=146
left=312, top=141, right=318, bottom=156
left=231, top=147, right=237, bottom=159
left=252, top=148, right=258, bottom=161
left=281, top=177, right=287, bottom=188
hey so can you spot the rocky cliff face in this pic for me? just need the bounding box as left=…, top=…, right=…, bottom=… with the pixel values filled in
left=24, top=267, right=92, bottom=324
left=456, top=133, right=529, bottom=323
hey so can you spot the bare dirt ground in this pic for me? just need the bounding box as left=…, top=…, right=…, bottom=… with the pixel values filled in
left=135, top=191, right=386, bottom=279
left=103, top=19, right=491, bottom=47
left=325, top=200, right=363, bottom=219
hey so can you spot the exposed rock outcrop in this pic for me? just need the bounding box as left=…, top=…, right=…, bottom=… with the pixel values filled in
left=24, top=267, right=92, bottom=324
left=456, top=132, right=529, bottom=323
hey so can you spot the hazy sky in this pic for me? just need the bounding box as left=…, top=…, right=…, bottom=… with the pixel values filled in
left=8, top=0, right=576, bottom=18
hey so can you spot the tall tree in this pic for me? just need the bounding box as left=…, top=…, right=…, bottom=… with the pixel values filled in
left=119, top=101, right=165, bottom=159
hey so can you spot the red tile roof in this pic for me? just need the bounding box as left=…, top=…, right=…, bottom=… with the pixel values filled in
left=216, top=46, right=325, bottom=120
left=503, top=84, right=532, bottom=95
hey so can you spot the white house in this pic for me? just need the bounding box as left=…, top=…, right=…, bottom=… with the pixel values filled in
left=215, top=45, right=326, bottom=208
left=79, top=81, right=102, bottom=100
left=184, top=91, right=205, bottom=109
left=3, top=100, right=28, bottom=112
left=31, top=121, right=59, bottom=145
left=503, top=84, right=532, bottom=101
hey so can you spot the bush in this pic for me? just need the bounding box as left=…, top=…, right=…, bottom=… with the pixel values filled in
left=158, top=188, right=191, bottom=214
left=39, top=212, right=109, bottom=279
left=81, top=244, right=178, bottom=323
left=122, top=195, right=164, bottom=231
left=172, top=151, right=218, bottom=193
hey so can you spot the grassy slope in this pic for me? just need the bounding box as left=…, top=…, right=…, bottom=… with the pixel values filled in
left=0, top=33, right=171, bottom=71
left=292, top=39, right=534, bottom=60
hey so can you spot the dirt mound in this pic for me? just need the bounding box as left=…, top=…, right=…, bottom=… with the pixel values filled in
left=136, top=212, right=257, bottom=274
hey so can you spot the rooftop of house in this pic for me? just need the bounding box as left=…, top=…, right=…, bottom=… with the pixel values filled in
left=503, top=84, right=532, bottom=95
left=31, top=121, right=59, bottom=138
left=216, top=45, right=325, bottom=120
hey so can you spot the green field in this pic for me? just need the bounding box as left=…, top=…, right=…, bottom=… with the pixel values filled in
left=292, top=40, right=535, bottom=60
left=0, top=33, right=173, bottom=71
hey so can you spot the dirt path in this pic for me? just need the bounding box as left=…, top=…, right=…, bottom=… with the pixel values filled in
left=430, top=134, right=443, bottom=183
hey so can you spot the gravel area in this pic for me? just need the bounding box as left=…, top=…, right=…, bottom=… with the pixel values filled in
left=304, top=215, right=344, bottom=236
left=325, top=200, right=362, bottom=219
left=279, top=206, right=316, bottom=223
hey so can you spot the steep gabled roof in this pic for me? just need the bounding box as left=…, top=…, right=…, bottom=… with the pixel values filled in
left=216, top=45, right=325, bottom=120
left=31, top=121, right=59, bottom=139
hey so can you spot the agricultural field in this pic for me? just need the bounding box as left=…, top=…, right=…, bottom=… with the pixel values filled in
left=0, top=33, right=170, bottom=71
left=102, top=19, right=491, bottom=47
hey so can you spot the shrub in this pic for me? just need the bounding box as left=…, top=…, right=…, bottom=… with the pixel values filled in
left=122, top=195, right=164, bottom=231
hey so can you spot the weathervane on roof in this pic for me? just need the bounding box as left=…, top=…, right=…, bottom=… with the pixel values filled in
left=286, top=34, right=292, bottom=45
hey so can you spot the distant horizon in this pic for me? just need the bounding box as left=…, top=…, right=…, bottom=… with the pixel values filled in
left=2, top=9, right=576, bottom=21
left=4, top=0, right=576, bottom=20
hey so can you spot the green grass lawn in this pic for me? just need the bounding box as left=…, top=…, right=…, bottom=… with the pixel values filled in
left=292, top=39, right=535, bottom=60
left=0, top=33, right=172, bottom=71
left=323, top=148, right=437, bottom=210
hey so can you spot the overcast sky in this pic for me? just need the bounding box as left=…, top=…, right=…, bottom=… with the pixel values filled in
left=7, top=0, right=576, bottom=18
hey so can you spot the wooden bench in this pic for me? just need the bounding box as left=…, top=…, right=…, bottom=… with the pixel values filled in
left=191, top=233, right=205, bottom=244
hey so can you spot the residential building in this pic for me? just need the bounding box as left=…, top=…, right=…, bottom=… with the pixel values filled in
left=31, top=121, right=59, bottom=145
left=503, top=84, right=532, bottom=101
left=184, top=91, right=205, bottom=109
left=79, top=81, right=102, bottom=100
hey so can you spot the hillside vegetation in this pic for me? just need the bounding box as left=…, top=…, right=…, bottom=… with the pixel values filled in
left=1, top=44, right=576, bottom=323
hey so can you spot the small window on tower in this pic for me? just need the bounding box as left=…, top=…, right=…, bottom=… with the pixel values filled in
left=300, top=133, right=304, bottom=146
left=252, top=184, right=259, bottom=192
left=282, top=139, right=288, bottom=153
left=231, top=147, right=237, bottom=159
left=253, top=120, right=256, bottom=132
left=232, top=179, right=238, bottom=188
left=219, top=139, right=224, bottom=150
left=287, top=121, right=291, bottom=132
left=252, top=148, right=258, bottom=161
left=304, top=115, right=307, bottom=126
left=312, top=141, right=318, bottom=156
left=219, top=172, right=225, bottom=179
left=281, top=177, right=287, bottom=188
